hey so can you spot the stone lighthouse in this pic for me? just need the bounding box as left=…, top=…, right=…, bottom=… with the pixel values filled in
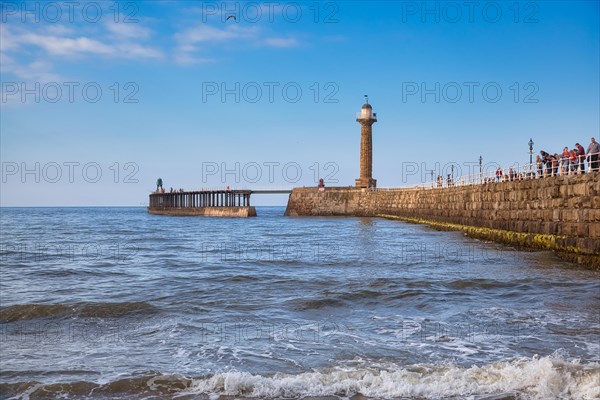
left=355, top=95, right=377, bottom=188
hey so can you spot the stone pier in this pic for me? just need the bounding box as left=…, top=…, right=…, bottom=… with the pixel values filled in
left=284, top=173, right=600, bottom=268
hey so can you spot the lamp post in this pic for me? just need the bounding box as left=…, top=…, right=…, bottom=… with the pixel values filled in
left=528, top=138, right=534, bottom=177
left=426, top=169, right=434, bottom=188
left=479, top=155, right=483, bottom=183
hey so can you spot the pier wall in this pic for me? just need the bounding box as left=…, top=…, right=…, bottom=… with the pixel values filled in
left=148, top=206, right=257, bottom=217
left=284, top=173, right=600, bottom=266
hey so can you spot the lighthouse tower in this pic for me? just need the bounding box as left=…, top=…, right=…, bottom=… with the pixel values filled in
left=355, top=95, right=377, bottom=188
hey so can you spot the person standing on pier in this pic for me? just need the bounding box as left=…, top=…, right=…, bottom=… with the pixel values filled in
left=508, top=167, right=516, bottom=181
left=552, top=154, right=560, bottom=176
left=569, top=150, right=578, bottom=175
left=540, top=151, right=553, bottom=177
left=495, top=167, right=503, bottom=181
left=561, top=147, right=570, bottom=175
left=536, top=155, right=544, bottom=178
left=587, top=137, right=600, bottom=172
left=575, top=143, right=586, bottom=174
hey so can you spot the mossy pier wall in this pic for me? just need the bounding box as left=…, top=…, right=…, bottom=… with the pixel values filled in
left=285, top=173, right=600, bottom=267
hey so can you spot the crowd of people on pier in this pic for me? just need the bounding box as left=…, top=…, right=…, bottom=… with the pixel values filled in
left=535, top=138, right=599, bottom=178
left=487, top=138, right=599, bottom=183
left=435, top=137, right=599, bottom=187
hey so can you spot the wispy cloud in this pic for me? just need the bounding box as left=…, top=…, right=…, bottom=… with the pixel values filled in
left=263, top=37, right=298, bottom=48
left=0, top=52, right=62, bottom=82
left=8, top=24, right=163, bottom=59
left=0, top=52, right=63, bottom=105
left=173, top=24, right=299, bottom=65
left=174, top=53, right=215, bottom=66
left=105, top=20, right=152, bottom=40
left=21, top=32, right=115, bottom=56
left=1, top=20, right=164, bottom=85
left=1, top=7, right=302, bottom=76
left=175, top=24, right=261, bottom=45
left=0, top=24, right=19, bottom=52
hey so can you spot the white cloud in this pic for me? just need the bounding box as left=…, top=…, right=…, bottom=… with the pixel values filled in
left=1, top=26, right=63, bottom=86
left=44, top=25, right=77, bottom=36
left=173, top=24, right=258, bottom=65
left=174, top=53, right=215, bottom=66
left=0, top=21, right=165, bottom=95
left=173, top=24, right=299, bottom=65
left=263, top=37, right=298, bottom=48
left=2, top=12, right=301, bottom=74
left=0, top=24, right=18, bottom=52
left=1, top=51, right=61, bottom=83
left=123, top=43, right=163, bottom=59
left=105, top=20, right=152, bottom=40
left=22, top=33, right=115, bottom=56
left=1, top=22, right=164, bottom=66
left=176, top=24, right=260, bottom=45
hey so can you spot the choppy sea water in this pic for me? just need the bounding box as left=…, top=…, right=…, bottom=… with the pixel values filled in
left=0, top=206, right=598, bottom=400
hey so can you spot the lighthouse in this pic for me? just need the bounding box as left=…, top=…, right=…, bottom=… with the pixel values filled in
left=355, top=95, right=377, bottom=188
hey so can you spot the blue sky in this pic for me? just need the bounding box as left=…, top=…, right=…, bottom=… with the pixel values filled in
left=1, top=0, right=599, bottom=206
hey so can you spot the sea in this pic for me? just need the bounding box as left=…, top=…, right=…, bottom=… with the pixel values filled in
left=0, top=207, right=598, bottom=399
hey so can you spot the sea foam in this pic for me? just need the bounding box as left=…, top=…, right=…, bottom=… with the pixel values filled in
left=180, top=355, right=599, bottom=399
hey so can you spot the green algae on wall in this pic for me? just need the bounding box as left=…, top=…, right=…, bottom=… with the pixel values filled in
left=376, top=214, right=599, bottom=270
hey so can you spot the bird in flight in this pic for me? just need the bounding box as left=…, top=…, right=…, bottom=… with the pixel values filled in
left=226, top=15, right=236, bottom=21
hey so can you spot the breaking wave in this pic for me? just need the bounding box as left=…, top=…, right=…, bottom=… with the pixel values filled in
left=2, top=356, right=598, bottom=399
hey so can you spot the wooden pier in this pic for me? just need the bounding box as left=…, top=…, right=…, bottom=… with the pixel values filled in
left=148, top=190, right=256, bottom=217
